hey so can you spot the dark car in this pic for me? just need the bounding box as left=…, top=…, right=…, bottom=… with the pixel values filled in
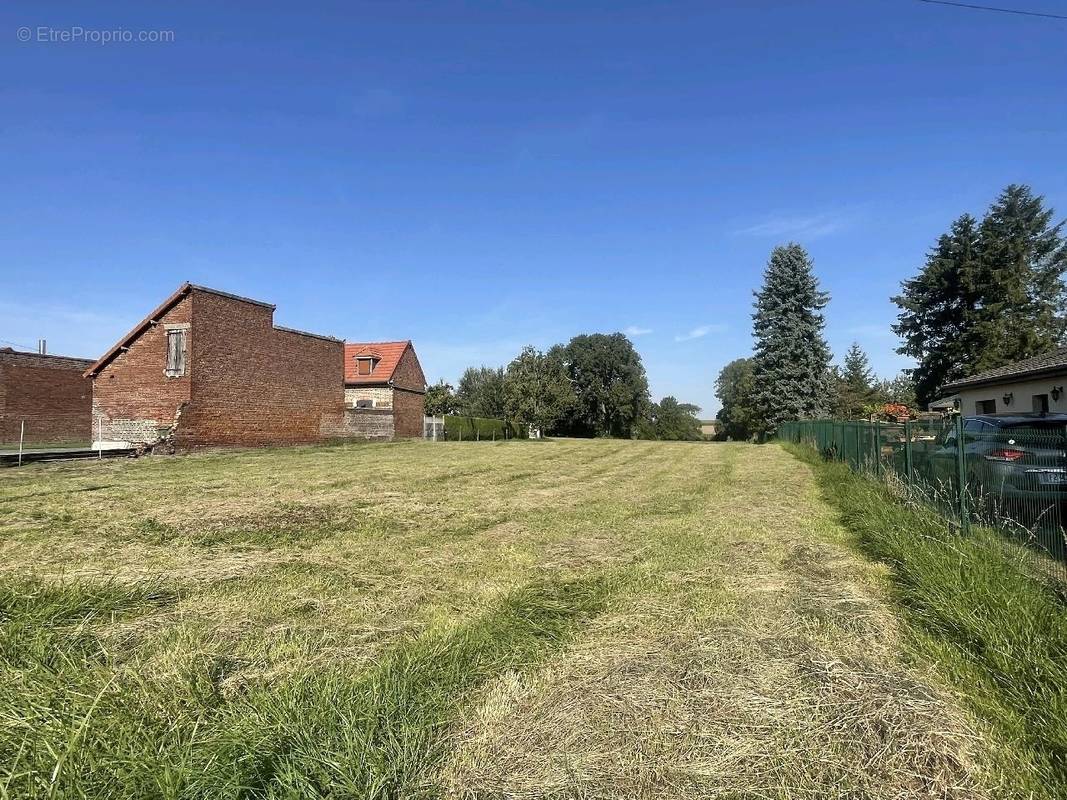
left=927, top=414, right=1067, bottom=503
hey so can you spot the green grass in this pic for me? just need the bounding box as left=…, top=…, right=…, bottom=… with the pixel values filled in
left=0, top=438, right=1028, bottom=798
left=785, top=441, right=1067, bottom=797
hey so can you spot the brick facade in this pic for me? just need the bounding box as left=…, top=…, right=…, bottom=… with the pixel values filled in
left=89, top=285, right=347, bottom=448
left=343, top=341, right=426, bottom=439
left=0, top=349, right=93, bottom=445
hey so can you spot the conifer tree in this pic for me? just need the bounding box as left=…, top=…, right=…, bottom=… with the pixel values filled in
left=892, top=214, right=981, bottom=406
left=751, top=244, right=832, bottom=434
left=832, top=342, right=877, bottom=418
left=973, top=184, right=1067, bottom=369
left=893, top=186, right=1066, bottom=407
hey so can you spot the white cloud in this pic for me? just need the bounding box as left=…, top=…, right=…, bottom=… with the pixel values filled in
left=674, top=324, right=726, bottom=342
left=735, top=213, right=846, bottom=240
left=623, top=325, right=652, bottom=337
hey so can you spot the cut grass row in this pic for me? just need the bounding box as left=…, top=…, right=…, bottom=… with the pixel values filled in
left=785, top=442, right=1067, bottom=797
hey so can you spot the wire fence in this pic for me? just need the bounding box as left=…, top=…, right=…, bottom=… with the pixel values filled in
left=778, top=417, right=1067, bottom=583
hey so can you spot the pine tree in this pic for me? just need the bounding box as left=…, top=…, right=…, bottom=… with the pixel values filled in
left=893, top=214, right=982, bottom=406
left=893, top=186, right=1066, bottom=407
left=751, top=244, right=832, bottom=434
left=972, top=185, right=1067, bottom=370
left=832, top=342, right=877, bottom=418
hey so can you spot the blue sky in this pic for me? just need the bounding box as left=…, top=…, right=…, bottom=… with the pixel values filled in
left=3, top=1, right=1066, bottom=414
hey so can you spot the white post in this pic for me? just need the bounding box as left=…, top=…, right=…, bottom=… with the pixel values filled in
left=18, top=420, right=25, bottom=467
left=97, top=415, right=102, bottom=460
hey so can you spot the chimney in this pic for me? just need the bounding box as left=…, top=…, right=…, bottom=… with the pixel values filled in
left=38, top=339, right=46, bottom=355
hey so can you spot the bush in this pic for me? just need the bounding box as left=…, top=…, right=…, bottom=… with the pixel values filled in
left=442, top=415, right=525, bottom=441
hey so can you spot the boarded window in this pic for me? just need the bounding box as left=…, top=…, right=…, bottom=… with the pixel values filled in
left=975, top=399, right=996, bottom=415
left=357, top=357, right=375, bottom=376
left=166, top=329, right=187, bottom=377
left=1033, top=394, right=1050, bottom=413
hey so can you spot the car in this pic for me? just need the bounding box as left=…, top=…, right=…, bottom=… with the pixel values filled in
left=925, top=415, right=1067, bottom=508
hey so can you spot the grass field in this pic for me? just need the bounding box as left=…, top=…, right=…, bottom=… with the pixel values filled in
left=0, top=439, right=1008, bottom=798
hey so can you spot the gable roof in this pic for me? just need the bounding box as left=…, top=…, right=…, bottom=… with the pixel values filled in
left=943, top=347, right=1067, bottom=392
left=344, top=341, right=414, bottom=385
left=85, top=282, right=338, bottom=378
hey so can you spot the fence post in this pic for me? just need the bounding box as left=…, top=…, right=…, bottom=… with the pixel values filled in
left=904, top=419, right=913, bottom=481
left=870, top=422, right=880, bottom=475
left=18, top=420, right=25, bottom=468
left=954, top=413, right=970, bottom=532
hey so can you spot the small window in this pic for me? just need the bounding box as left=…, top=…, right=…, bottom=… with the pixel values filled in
left=1033, top=394, right=1050, bottom=413
left=975, top=399, right=996, bottom=415
left=356, top=357, right=377, bottom=376
left=355, top=399, right=373, bottom=409
left=165, top=329, right=187, bottom=377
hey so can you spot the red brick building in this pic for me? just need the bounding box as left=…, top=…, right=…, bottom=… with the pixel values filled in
left=86, top=283, right=349, bottom=448
left=0, top=348, right=94, bottom=446
left=344, top=341, right=427, bottom=438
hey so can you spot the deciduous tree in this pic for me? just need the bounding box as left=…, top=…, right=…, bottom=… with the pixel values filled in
left=504, top=346, right=576, bottom=434
left=553, top=333, right=650, bottom=438
left=455, top=366, right=507, bottom=418
left=714, top=357, right=756, bottom=440
left=424, top=380, right=456, bottom=416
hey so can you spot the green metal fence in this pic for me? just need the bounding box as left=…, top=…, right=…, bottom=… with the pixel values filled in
left=778, top=417, right=1067, bottom=582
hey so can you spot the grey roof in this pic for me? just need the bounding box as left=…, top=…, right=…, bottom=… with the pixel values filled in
left=943, top=347, right=1067, bottom=391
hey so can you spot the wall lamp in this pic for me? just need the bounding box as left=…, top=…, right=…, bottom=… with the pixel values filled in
left=1053, top=386, right=1064, bottom=402
left=1002, top=391, right=1013, bottom=406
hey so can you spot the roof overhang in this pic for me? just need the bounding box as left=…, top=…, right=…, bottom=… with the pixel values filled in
left=943, top=365, right=1067, bottom=393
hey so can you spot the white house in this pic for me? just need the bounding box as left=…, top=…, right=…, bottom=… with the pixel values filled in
left=942, top=348, right=1067, bottom=416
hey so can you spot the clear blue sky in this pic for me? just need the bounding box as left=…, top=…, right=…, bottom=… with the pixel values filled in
left=3, top=1, right=1065, bottom=414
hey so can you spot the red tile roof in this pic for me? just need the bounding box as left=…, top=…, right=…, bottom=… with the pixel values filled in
left=344, top=341, right=412, bottom=385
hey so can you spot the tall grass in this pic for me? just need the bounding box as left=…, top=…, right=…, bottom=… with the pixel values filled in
left=785, top=442, right=1067, bottom=797
left=0, top=573, right=615, bottom=799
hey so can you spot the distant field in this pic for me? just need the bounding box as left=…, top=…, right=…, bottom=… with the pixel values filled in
left=0, top=439, right=992, bottom=798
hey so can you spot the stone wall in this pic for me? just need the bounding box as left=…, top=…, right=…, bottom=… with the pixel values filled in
left=341, top=407, right=394, bottom=440
left=345, top=386, right=393, bottom=408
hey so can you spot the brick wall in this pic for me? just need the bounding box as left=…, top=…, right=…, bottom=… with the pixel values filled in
left=392, top=387, right=425, bottom=438
left=391, top=346, right=427, bottom=392
left=92, top=287, right=347, bottom=448
left=177, top=291, right=345, bottom=447
left=0, top=350, right=93, bottom=445
left=93, top=294, right=193, bottom=444
left=391, top=347, right=426, bottom=438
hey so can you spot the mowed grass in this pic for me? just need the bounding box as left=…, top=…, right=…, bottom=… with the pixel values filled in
left=785, top=442, right=1067, bottom=798
left=0, top=439, right=1002, bottom=798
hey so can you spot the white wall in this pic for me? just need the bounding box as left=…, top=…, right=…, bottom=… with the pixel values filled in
left=957, top=374, right=1067, bottom=415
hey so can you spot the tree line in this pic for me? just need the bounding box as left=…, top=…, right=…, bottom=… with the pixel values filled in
left=715, top=184, right=1066, bottom=440
left=425, top=335, right=705, bottom=440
